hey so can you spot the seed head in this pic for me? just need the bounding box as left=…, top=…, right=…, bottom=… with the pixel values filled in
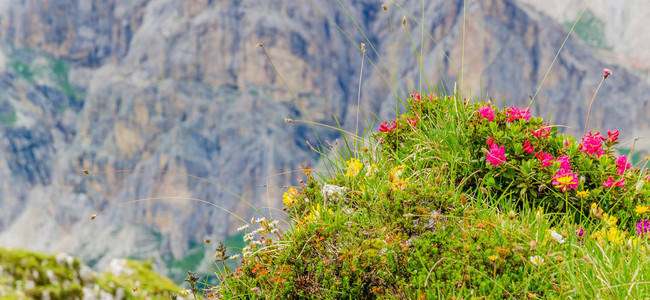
left=256, top=42, right=263, bottom=48
left=205, top=238, right=211, bottom=244
left=284, top=118, right=294, bottom=123
left=361, top=42, right=365, bottom=52
left=82, top=169, right=90, bottom=175
left=603, top=68, right=611, bottom=79
left=381, top=4, right=388, bottom=10
left=402, top=16, right=406, bottom=26
left=90, top=214, right=96, bottom=220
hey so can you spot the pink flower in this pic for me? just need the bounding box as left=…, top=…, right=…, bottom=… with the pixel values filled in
left=531, top=123, right=551, bottom=138
left=557, top=155, right=571, bottom=171
left=607, top=129, right=619, bottom=143
left=535, top=151, right=555, bottom=167
left=636, top=220, right=650, bottom=237
left=428, top=93, right=437, bottom=100
left=486, top=144, right=507, bottom=166
left=487, top=137, right=495, bottom=147
left=579, top=131, right=605, bottom=157
left=603, top=176, right=625, bottom=188
left=564, top=139, right=570, bottom=147
left=478, top=106, right=495, bottom=122
left=405, top=117, right=418, bottom=127
left=379, top=121, right=397, bottom=132
left=523, top=140, right=535, bottom=154
left=615, top=155, right=631, bottom=176
left=603, top=68, right=611, bottom=79
left=506, top=106, right=531, bottom=124
left=411, top=92, right=422, bottom=102
left=552, top=169, right=579, bottom=192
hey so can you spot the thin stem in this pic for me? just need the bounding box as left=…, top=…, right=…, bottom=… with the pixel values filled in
left=403, top=18, right=432, bottom=94
left=584, top=77, right=605, bottom=135
left=529, top=0, right=592, bottom=109
left=355, top=44, right=366, bottom=158
left=259, top=44, right=324, bottom=151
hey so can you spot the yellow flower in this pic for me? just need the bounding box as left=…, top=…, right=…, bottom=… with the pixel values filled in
left=634, top=205, right=650, bottom=216
left=282, top=188, right=300, bottom=207
left=345, top=158, right=363, bottom=177
left=391, top=177, right=409, bottom=191
left=488, top=254, right=498, bottom=262
left=304, top=203, right=333, bottom=223
left=590, top=203, right=604, bottom=219
left=593, top=226, right=626, bottom=245
left=606, top=227, right=625, bottom=245
left=576, top=190, right=589, bottom=198
left=535, top=206, right=544, bottom=219
left=602, top=213, right=618, bottom=227
left=388, top=165, right=405, bottom=182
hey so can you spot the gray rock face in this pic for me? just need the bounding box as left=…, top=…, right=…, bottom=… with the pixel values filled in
left=0, top=0, right=648, bottom=280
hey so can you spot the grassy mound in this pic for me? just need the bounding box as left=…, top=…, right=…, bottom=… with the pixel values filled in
left=0, top=247, right=181, bottom=299
left=200, top=87, right=650, bottom=299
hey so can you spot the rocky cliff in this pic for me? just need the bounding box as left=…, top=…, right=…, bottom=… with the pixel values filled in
left=0, top=0, right=648, bottom=281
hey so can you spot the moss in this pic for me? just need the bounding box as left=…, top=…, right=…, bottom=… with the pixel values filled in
left=0, top=247, right=182, bottom=299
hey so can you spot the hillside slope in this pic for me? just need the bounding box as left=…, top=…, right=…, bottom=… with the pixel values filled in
left=0, top=0, right=648, bottom=281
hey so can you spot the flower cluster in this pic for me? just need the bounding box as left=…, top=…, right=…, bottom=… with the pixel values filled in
left=636, top=220, right=650, bottom=237
left=552, top=154, right=578, bottom=192
left=388, top=164, right=409, bottom=190
left=478, top=106, right=495, bottom=122
left=378, top=120, right=398, bottom=133
left=486, top=144, right=507, bottom=166
left=536, top=151, right=554, bottom=168
left=345, top=158, right=363, bottom=177
left=579, top=131, right=605, bottom=157
left=282, top=188, right=300, bottom=207
left=615, top=155, right=631, bottom=176
left=506, top=106, right=531, bottom=123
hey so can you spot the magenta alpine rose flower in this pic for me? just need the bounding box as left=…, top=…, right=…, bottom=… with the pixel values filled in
left=603, top=176, right=625, bottom=188
left=379, top=121, right=397, bottom=132
left=506, top=106, right=531, bottom=124
left=579, top=131, right=605, bottom=157
left=486, top=144, right=507, bottom=166
left=523, top=140, right=534, bottom=154
left=615, top=155, right=631, bottom=176
left=606, top=129, right=619, bottom=143
left=557, top=155, right=571, bottom=171
left=535, top=151, right=555, bottom=168
left=478, top=106, right=495, bottom=122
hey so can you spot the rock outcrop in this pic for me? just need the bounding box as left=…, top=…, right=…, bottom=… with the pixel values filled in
left=0, top=0, right=648, bottom=280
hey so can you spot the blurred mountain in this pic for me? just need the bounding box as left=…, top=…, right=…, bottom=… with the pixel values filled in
left=0, top=0, right=648, bottom=281
left=518, top=0, right=650, bottom=77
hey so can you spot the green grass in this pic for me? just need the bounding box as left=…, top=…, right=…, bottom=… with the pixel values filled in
left=205, top=90, right=650, bottom=299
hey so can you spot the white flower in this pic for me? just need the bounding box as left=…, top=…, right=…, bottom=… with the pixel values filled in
left=179, top=289, right=191, bottom=295
left=243, top=233, right=254, bottom=242
left=237, top=224, right=250, bottom=232
left=636, top=180, right=645, bottom=191
left=230, top=254, right=240, bottom=260
left=530, top=255, right=545, bottom=266
left=256, top=217, right=267, bottom=223
left=550, top=229, right=565, bottom=243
